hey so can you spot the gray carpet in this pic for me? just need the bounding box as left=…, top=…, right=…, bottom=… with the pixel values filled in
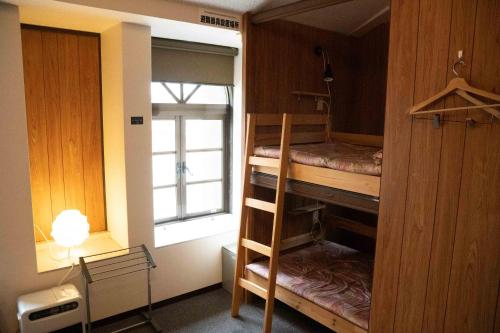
left=93, top=288, right=333, bottom=333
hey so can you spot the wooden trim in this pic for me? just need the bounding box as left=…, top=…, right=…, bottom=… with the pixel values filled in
left=21, top=23, right=99, bottom=37
left=246, top=271, right=367, bottom=333
left=239, top=277, right=268, bottom=299
left=241, top=238, right=272, bottom=257
left=255, top=131, right=326, bottom=146
left=251, top=173, right=379, bottom=214
left=288, top=203, right=326, bottom=216
left=255, top=130, right=383, bottom=147
left=254, top=163, right=381, bottom=197
left=231, top=113, right=256, bottom=316
left=253, top=113, right=328, bottom=126
left=280, top=232, right=315, bottom=251
left=332, top=132, right=384, bottom=147
left=263, top=113, right=293, bottom=332
left=245, top=197, right=276, bottom=213
left=252, top=0, right=355, bottom=24
left=291, top=91, right=330, bottom=98
left=329, top=215, right=377, bottom=239
left=249, top=156, right=280, bottom=168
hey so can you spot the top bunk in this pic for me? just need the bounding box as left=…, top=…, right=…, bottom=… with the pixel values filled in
left=247, top=113, right=383, bottom=205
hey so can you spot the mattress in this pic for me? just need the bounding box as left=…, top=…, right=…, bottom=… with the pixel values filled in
left=246, top=241, right=373, bottom=329
left=254, top=142, right=382, bottom=176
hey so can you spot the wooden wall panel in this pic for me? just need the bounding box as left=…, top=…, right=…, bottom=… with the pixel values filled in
left=42, top=31, right=66, bottom=222
left=58, top=33, right=86, bottom=214
left=444, top=0, right=478, bottom=122
left=369, top=0, right=420, bottom=331
left=22, top=29, right=53, bottom=242
left=468, top=0, right=500, bottom=123
left=443, top=122, right=500, bottom=333
left=245, top=18, right=388, bottom=247
left=246, top=19, right=355, bottom=244
left=247, top=19, right=354, bottom=118
left=421, top=122, right=466, bottom=333
left=393, top=119, right=442, bottom=333
left=79, top=35, right=106, bottom=232
left=22, top=26, right=106, bottom=240
left=421, top=0, right=476, bottom=330
left=347, top=24, right=389, bottom=135
left=393, top=0, right=452, bottom=330
left=371, top=0, right=500, bottom=332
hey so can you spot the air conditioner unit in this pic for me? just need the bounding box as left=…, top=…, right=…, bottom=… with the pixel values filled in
left=17, top=284, right=85, bottom=333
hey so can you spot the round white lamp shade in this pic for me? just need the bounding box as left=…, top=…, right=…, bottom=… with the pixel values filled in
left=51, top=210, right=90, bottom=247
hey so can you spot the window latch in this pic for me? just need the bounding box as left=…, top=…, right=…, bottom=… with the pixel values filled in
left=181, top=161, right=193, bottom=176
left=176, top=162, right=183, bottom=175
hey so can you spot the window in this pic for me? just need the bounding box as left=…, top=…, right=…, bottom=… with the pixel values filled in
left=151, top=82, right=231, bottom=224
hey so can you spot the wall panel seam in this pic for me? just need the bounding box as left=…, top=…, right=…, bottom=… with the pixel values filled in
left=391, top=0, right=422, bottom=329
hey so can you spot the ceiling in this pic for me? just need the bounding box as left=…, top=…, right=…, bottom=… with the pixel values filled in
left=168, top=0, right=390, bottom=35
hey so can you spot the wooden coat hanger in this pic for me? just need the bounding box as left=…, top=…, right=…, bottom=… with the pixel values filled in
left=409, top=51, right=500, bottom=120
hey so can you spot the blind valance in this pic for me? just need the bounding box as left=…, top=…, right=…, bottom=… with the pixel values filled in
left=151, top=37, right=237, bottom=85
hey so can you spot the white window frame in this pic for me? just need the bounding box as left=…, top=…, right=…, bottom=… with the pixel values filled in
left=152, top=93, right=231, bottom=225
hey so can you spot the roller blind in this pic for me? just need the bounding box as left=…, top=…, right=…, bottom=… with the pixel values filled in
left=152, top=38, right=238, bottom=85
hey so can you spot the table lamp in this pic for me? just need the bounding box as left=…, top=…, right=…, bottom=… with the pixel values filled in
left=51, top=210, right=89, bottom=258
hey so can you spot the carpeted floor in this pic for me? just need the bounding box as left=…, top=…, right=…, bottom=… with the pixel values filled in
left=92, top=288, right=333, bottom=333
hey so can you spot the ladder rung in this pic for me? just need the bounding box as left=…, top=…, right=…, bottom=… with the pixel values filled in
left=241, top=238, right=271, bottom=257
left=245, top=198, right=276, bottom=213
left=239, top=278, right=268, bottom=299
left=249, top=156, right=280, bottom=168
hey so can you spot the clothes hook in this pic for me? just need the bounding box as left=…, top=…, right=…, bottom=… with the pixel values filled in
left=452, top=50, right=465, bottom=77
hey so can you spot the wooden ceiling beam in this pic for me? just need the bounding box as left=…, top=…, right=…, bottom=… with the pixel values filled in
left=252, top=0, right=355, bottom=24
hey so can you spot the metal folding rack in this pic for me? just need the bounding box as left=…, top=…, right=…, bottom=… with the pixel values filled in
left=80, top=244, right=161, bottom=333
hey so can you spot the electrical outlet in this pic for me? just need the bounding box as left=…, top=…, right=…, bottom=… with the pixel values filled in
left=316, top=98, right=324, bottom=111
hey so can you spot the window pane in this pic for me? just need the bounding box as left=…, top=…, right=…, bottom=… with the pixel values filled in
left=165, top=83, right=181, bottom=100
left=186, top=151, right=222, bottom=182
left=185, top=119, right=222, bottom=150
left=151, top=82, right=177, bottom=103
left=153, top=154, right=176, bottom=187
left=186, top=181, right=222, bottom=214
left=152, top=119, right=175, bottom=152
left=187, top=85, right=227, bottom=104
left=183, top=83, right=199, bottom=99
left=153, top=187, right=177, bottom=220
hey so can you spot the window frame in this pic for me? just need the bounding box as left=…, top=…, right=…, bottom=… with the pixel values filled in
left=152, top=83, right=231, bottom=225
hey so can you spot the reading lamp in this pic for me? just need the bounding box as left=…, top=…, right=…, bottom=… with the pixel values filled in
left=315, top=46, right=333, bottom=82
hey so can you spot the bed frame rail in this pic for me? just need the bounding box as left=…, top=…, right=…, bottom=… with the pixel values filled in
left=254, top=113, right=329, bottom=146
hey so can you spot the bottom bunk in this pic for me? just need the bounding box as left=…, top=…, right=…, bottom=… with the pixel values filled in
left=245, top=240, right=373, bottom=333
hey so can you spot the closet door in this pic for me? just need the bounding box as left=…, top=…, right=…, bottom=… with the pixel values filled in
left=22, top=26, right=106, bottom=241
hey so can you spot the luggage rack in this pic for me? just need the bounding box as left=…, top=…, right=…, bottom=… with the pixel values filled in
left=80, top=244, right=161, bottom=333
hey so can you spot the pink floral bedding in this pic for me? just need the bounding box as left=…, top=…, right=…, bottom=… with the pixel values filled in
left=254, top=142, right=382, bottom=176
left=246, top=241, right=373, bottom=329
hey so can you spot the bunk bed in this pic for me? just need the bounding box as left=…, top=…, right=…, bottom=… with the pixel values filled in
left=250, top=113, right=383, bottom=198
left=232, top=113, right=380, bottom=333
left=246, top=240, right=373, bottom=333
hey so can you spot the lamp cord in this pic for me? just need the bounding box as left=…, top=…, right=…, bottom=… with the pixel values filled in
left=34, top=224, right=81, bottom=285
left=58, top=261, right=75, bottom=286
left=34, top=223, right=66, bottom=262
left=322, top=49, right=333, bottom=142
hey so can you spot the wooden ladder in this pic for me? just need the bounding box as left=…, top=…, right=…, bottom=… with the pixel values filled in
left=231, top=113, right=292, bottom=333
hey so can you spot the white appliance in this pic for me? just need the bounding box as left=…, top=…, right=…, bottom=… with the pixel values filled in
left=17, top=284, right=85, bottom=333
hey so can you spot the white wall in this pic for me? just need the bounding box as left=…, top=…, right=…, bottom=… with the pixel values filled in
left=0, top=3, right=64, bottom=330
left=101, top=23, right=129, bottom=248
left=0, top=5, right=241, bottom=332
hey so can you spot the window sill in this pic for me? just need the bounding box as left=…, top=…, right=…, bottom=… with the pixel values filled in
left=35, top=231, right=123, bottom=273
left=154, top=214, right=238, bottom=248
